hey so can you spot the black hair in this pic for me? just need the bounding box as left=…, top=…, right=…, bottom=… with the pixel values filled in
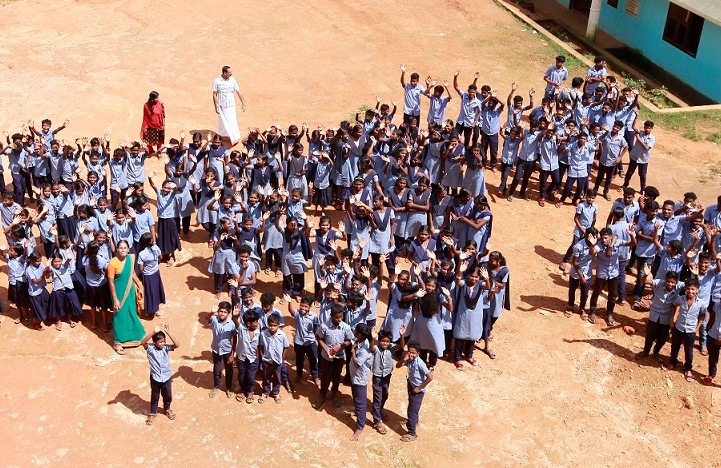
left=571, top=77, right=584, bottom=87
left=243, top=309, right=260, bottom=324
left=599, top=227, right=613, bottom=237
left=377, top=330, right=392, bottom=341
left=665, top=271, right=678, bottom=280
left=86, top=240, right=102, bottom=275
left=623, top=187, right=636, bottom=196
left=260, top=292, right=275, bottom=306
left=668, top=240, right=683, bottom=254
left=217, top=301, right=232, bottom=312
left=612, top=207, right=625, bottom=220
left=354, top=323, right=371, bottom=342
left=267, top=315, right=281, bottom=326
left=138, top=232, right=154, bottom=252
left=685, top=278, right=700, bottom=288
left=330, top=303, right=345, bottom=317
left=152, top=331, right=166, bottom=343
left=300, top=295, right=313, bottom=306
left=407, top=341, right=422, bottom=352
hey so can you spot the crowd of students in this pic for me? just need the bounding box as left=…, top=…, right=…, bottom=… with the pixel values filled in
left=3, top=56, right=718, bottom=442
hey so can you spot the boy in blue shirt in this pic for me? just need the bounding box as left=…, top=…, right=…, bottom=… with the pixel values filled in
left=665, top=279, right=705, bottom=382
left=479, top=93, right=504, bottom=170
left=396, top=340, right=432, bottom=442
left=142, top=323, right=180, bottom=426
left=208, top=301, right=236, bottom=398
left=257, top=315, right=289, bottom=403
left=400, top=65, right=426, bottom=125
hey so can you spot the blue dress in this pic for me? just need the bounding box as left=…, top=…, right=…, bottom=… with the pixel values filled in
left=281, top=229, right=308, bottom=276
left=410, top=292, right=448, bottom=355
left=382, top=284, right=416, bottom=342
left=369, top=207, right=394, bottom=255
left=387, top=188, right=409, bottom=239
left=453, top=282, right=487, bottom=341
left=404, top=188, right=431, bottom=239
left=197, top=180, right=220, bottom=226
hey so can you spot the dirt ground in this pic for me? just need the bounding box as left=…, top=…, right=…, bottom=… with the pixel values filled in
left=1, top=0, right=721, bottom=466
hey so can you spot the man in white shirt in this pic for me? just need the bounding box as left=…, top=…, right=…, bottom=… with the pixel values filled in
left=212, top=66, right=246, bottom=145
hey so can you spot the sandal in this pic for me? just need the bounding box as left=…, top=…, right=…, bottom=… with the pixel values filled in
left=69, top=321, right=77, bottom=328
left=165, top=409, right=176, bottom=420
left=235, top=394, right=244, bottom=403
left=91, top=324, right=98, bottom=330
left=14, top=317, right=21, bottom=324
left=264, top=268, right=271, bottom=275
left=209, top=389, right=217, bottom=398
left=113, top=345, right=127, bottom=355
left=273, top=395, right=282, bottom=404
left=375, top=423, right=388, bottom=435
left=564, top=307, right=573, bottom=318
left=454, top=361, right=464, bottom=370
left=588, top=314, right=597, bottom=324
left=258, top=395, right=267, bottom=404
left=401, top=434, right=417, bottom=442
left=538, top=198, right=545, bottom=207
left=703, top=376, right=714, bottom=385
left=246, top=396, right=254, bottom=404
left=146, top=414, right=156, bottom=425
left=685, top=372, right=694, bottom=382
left=467, top=358, right=476, bottom=366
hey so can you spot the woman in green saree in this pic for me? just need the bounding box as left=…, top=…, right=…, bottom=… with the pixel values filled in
left=107, top=240, right=146, bottom=354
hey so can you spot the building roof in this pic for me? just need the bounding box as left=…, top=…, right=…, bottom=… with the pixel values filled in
left=671, top=0, right=721, bottom=28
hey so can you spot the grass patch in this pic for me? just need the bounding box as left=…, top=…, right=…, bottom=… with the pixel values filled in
left=639, top=108, right=721, bottom=142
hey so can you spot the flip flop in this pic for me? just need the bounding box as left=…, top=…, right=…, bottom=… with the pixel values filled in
left=375, top=423, right=388, bottom=435
left=114, top=345, right=127, bottom=355
left=685, top=372, right=694, bottom=382
left=165, top=409, right=176, bottom=420
left=146, top=414, right=156, bottom=425
left=246, top=396, right=254, bottom=404
left=454, top=361, right=464, bottom=370
left=273, top=395, right=282, bottom=404
left=401, top=434, right=417, bottom=442
left=258, top=395, right=267, bottom=404
left=235, top=394, right=244, bottom=403
left=69, top=321, right=77, bottom=328
left=14, top=317, right=21, bottom=324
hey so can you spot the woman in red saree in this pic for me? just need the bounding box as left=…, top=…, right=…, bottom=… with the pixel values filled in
left=141, top=91, right=165, bottom=155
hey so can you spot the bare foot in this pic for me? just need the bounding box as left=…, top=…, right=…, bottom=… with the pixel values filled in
left=350, top=428, right=363, bottom=441
left=55, top=321, right=62, bottom=331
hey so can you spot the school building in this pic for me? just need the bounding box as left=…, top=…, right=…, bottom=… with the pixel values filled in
left=552, top=0, right=721, bottom=103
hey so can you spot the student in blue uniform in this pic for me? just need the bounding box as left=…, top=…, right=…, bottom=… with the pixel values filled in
left=142, top=324, right=180, bottom=426
left=396, top=340, right=433, bottom=442
left=208, top=301, right=236, bottom=398
left=136, top=232, right=166, bottom=317
left=257, top=315, right=289, bottom=403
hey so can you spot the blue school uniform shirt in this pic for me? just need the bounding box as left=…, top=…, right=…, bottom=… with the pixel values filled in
left=544, top=65, right=568, bottom=94
left=111, top=219, right=134, bottom=247
left=138, top=245, right=161, bottom=275
left=427, top=95, right=450, bottom=125
left=32, top=152, right=49, bottom=177
left=649, top=279, right=683, bottom=324
left=25, top=263, right=47, bottom=296
left=82, top=255, right=109, bottom=287
left=635, top=216, right=662, bottom=258
left=595, top=241, right=622, bottom=280
left=538, top=137, right=559, bottom=171
left=479, top=104, right=502, bottom=135
left=518, top=129, right=541, bottom=162
left=611, top=199, right=640, bottom=224
left=207, top=146, right=228, bottom=178
left=586, top=66, right=607, bottom=95
left=259, top=308, right=285, bottom=330
left=373, top=346, right=395, bottom=377
left=147, top=344, right=174, bottom=382
left=405, top=356, right=430, bottom=391
left=403, top=83, right=425, bottom=116
left=500, top=136, right=520, bottom=165
left=6, top=148, right=29, bottom=174
left=0, top=202, right=21, bottom=229
left=6, top=254, right=26, bottom=285
left=570, top=239, right=594, bottom=281
left=673, top=295, right=706, bottom=334
left=566, top=140, right=590, bottom=178
left=316, top=321, right=353, bottom=361
left=709, top=302, right=721, bottom=340
left=108, top=158, right=128, bottom=189
left=132, top=210, right=155, bottom=242
left=345, top=306, right=368, bottom=337
left=658, top=212, right=683, bottom=247
left=609, top=221, right=632, bottom=262
left=350, top=340, right=373, bottom=386
left=235, top=323, right=260, bottom=362
left=457, top=92, right=481, bottom=126
left=126, top=152, right=148, bottom=185
left=60, top=154, right=80, bottom=181
left=314, top=160, right=332, bottom=190
left=37, top=129, right=55, bottom=152
left=49, top=263, right=74, bottom=290
left=599, top=133, right=627, bottom=167
left=259, top=329, right=289, bottom=364
left=210, top=315, right=236, bottom=355
left=293, top=310, right=318, bottom=346
left=630, top=133, right=655, bottom=164
left=156, top=189, right=177, bottom=219
left=654, top=251, right=683, bottom=281
left=573, top=201, right=597, bottom=238
left=574, top=102, right=591, bottom=125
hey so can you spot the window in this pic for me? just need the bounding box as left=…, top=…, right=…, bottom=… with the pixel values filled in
left=663, top=3, right=705, bottom=57
left=607, top=0, right=618, bottom=8
left=625, top=0, right=640, bottom=18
